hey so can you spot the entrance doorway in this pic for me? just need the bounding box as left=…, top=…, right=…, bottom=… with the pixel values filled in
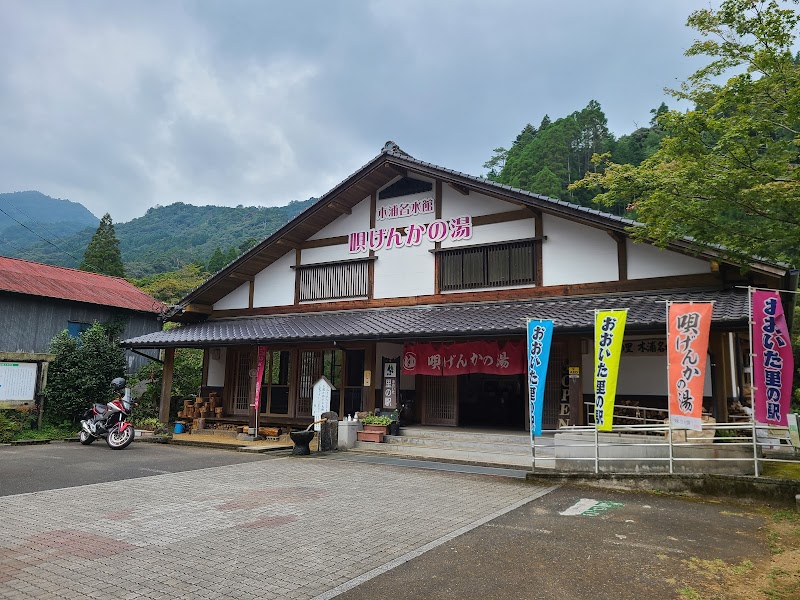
left=457, top=373, right=525, bottom=429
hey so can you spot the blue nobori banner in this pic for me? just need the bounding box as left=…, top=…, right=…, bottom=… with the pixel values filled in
left=527, top=319, right=554, bottom=439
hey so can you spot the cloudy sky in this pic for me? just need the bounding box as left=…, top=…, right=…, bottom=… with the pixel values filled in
left=1, top=0, right=705, bottom=223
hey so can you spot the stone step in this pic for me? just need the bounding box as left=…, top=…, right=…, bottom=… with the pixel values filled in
left=383, top=434, right=531, bottom=455
left=397, top=428, right=533, bottom=446
left=353, top=440, right=535, bottom=468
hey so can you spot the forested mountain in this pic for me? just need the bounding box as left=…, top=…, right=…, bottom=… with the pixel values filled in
left=484, top=101, right=667, bottom=215
left=1, top=196, right=316, bottom=278
left=0, top=191, right=99, bottom=256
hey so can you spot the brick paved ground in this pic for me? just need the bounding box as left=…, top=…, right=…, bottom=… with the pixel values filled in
left=0, top=456, right=554, bottom=599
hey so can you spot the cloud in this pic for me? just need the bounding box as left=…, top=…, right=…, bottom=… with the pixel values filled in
left=1, top=0, right=705, bottom=222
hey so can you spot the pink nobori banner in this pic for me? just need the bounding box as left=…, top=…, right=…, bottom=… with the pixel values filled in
left=751, top=290, right=794, bottom=427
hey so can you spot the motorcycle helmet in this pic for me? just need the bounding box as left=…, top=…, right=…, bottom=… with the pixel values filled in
left=110, top=377, right=126, bottom=391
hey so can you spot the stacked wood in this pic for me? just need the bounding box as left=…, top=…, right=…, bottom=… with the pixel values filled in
left=182, top=398, right=198, bottom=419
left=258, top=427, right=280, bottom=437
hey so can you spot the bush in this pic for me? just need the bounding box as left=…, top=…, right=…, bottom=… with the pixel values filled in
left=44, top=323, right=126, bottom=423
left=0, top=411, right=24, bottom=442
left=132, top=417, right=164, bottom=431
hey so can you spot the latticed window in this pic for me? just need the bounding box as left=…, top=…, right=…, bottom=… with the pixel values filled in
left=439, top=240, right=536, bottom=291
left=297, top=259, right=370, bottom=301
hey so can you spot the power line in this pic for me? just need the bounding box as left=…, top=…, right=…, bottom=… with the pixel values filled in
left=0, top=235, right=35, bottom=256
left=0, top=205, right=87, bottom=266
left=2, top=200, right=79, bottom=249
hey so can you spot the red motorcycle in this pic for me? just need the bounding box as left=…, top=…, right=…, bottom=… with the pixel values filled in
left=79, top=377, right=136, bottom=450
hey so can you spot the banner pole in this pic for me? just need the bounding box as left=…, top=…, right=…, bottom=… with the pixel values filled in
left=748, top=287, right=759, bottom=477
left=593, top=309, right=599, bottom=474
left=666, top=301, right=674, bottom=474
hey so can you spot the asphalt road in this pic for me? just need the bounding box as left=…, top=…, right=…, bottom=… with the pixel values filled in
left=0, top=442, right=770, bottom=599
left=337, top=485, right=770, bottom=600
left=0, top=439, right=277, bottom=496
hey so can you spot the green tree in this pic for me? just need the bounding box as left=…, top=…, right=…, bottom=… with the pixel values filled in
left=80, top=213, right=125, bottom=277
left=44, top=323, right=126, bottom=423
left=483, top=147, right=508, bottom=181
left=225, top=246, right=238, bottom=264
left=130, top=263, right=210, bottom=304
left=207, top=247, right=227, bottom=273
left=529, top=167, right=563, bottom=198
left=572, top=0, right=800, bottom=267
left=493, top=102, right=614, bottom=205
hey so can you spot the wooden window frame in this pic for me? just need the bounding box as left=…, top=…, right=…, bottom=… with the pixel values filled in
left=293, top=257, right=375, bottom=302
left=436, top=238, right=539, bottom=292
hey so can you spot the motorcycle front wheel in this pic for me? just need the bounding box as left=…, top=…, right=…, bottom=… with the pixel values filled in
left=106, top=424, right=135, bottom=450
left=79, top=430, right=95, bottom=445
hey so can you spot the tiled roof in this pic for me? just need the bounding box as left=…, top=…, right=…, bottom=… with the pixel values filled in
left=0, top=256, right=165, bottom=314
left=122, top=288, right=747, bottom=348
left=380, top=141, right=639, bottom=228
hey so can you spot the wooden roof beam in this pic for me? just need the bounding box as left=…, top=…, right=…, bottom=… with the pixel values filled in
left=448, top=182, right=470, bottom=196
left=383, top=163, right=407, bottom=178
left=327, top=201, right=352, bottom=215
left=183, top=303, right=213, bottom=315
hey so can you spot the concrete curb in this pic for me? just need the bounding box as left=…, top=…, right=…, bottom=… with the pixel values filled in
left=137, top=435, right=293, bottom=454
left=526, top=471, right=800, bottom=508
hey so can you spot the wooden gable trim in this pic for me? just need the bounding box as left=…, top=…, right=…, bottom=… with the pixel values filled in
left=471, top=209, right=536, bottom=227
left=368, top=191, right=376, bottom=300
left=179, top=149, right=787, bottom=312
left=533, top=208, right=544, bottom=286
left=607, top=231, right=628, bottom=281
left=448, top=182, right=470, bottom=196
left=211, top=272, right=724, bottom=319
left=293, top=249, right=301, bottom=305
left=300, top=235, right=349, bottom=250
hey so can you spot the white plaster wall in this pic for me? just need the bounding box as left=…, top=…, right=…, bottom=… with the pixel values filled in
left=441, top=188, right=519, bottom=219
left=541, top=214, right=618, bottom=286
left=442, top=219, right=536, bottom=248
left=374, top=242, right=435, bottom=299
left=302, top=244, right=353, bottom=264
left=375, top=186, right=436, bottom=229
left=207, top=348, right=227, bottom=386
left=252, top=251, right=295, bottom=308
left=376, top=342, right=414, bottom=390
left=308, top=195, right=371, bottom=240
left=213, top=281, right=250, bottom=310
left=627, top=240, right=710, bottom=279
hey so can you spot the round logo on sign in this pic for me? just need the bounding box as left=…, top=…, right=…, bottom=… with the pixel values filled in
left=403, top=352, right=416, bottom=371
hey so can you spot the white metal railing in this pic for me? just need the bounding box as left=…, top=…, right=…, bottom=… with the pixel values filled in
left=583, top=401, right=669, bottom=428
left=531, top=420, right=799, bottom=477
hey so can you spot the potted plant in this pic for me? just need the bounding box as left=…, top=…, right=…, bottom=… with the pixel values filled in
left=357, top=414, right=392, bottom=443
left=360, top=414, right=392, bottom=432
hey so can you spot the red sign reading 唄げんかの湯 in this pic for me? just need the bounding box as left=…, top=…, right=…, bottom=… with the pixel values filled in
left=401, top=340, right=524, bottom=376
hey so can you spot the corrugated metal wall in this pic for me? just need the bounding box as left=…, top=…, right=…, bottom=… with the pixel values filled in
left=0, top=294, right=161, bottom=373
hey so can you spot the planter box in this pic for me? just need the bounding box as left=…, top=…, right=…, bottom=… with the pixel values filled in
left=363, top=424, right=389, bottom=435
left=357, top=430, right=385, bottom=443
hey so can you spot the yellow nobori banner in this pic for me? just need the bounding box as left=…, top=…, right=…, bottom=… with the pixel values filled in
left=594, top=309, right=628, bottom=431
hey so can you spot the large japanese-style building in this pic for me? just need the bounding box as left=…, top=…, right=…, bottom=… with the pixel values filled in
left=122, top=141, right=796, bottom=432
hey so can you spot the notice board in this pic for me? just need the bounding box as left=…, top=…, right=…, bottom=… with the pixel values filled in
left=0, top=362, right=38, bottom=402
